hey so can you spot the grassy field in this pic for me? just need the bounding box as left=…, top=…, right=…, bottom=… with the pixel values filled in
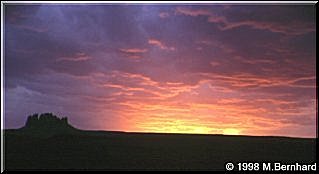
left=4, top=129, right=316, bottom=171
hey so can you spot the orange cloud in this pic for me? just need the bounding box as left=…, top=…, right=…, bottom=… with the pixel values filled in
left=86, top=70, right=315, bottom=138
left=199, top=72, right=316, bottom=90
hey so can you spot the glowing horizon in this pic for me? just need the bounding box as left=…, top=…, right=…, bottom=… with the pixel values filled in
left=4, top=4, right=316, bottom=138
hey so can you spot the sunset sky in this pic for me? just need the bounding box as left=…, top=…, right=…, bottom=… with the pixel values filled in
left=4, top=3, right=316, bottom=138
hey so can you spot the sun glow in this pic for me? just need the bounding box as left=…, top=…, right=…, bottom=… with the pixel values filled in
left=192, top=127, right=211, bottom=134
left=156, top=125, right=212, bottom=134
left=133, top=118, right=213, bottom=134
left=223, top=128, right=240, bottom=135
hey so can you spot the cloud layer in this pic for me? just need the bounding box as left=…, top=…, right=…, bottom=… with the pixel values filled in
left=4, top=4, right=316, bottom=138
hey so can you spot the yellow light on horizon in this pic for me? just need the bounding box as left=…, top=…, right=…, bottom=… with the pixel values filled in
left=135, top=119, right=213, bottom=135
left=223, top=128, right=240, bottom=135
left=192, top=127, right=211, bottom=134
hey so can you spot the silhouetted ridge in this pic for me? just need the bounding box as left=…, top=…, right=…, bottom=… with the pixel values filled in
left=22, top=113, right=76, bottom=134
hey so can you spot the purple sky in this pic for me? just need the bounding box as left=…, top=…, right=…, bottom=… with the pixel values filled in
left=4, top=4, right=317, bottom=138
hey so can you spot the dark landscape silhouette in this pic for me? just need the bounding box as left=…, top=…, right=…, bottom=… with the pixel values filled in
left=5, top=113, right=316, bottom=171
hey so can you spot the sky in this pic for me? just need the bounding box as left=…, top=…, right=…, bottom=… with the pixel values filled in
left=3, top=3, right=317, bottom=138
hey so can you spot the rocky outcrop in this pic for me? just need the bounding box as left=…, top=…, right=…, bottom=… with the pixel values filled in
left=22, top=113, right=75, bottom=133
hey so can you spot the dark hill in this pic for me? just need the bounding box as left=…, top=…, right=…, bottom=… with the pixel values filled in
left=4, top=113, right=317, bottom=171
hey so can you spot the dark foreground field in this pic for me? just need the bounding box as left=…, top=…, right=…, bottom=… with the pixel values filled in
left=5, top=129, right=316, bottom=171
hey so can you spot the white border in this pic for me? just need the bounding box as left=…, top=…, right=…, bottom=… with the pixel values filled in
left=1, top=1, right=4, bottom=173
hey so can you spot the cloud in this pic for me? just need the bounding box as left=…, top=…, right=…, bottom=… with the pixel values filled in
left=51, top=58, right=95, bottom=76
left=233, top=56, right=276, bottom=65
left=210, top=61, right=220, bottom=67
left=119, top=48, right=147, bottom=59
left=56, top=52, right=92, bottom=62
left=175, top=7, right=211, bottom=17
left=128, top=55, right=142, bottom=59
left=5, top=6, right=47, bottom=33
left=218, top=20, right=315, bottom=35
left=200, top=72, right=316, bottom=90
left=88, top=71, right=314, bottom=136
left=176, top=6, right=315, bottom=35
left=195, top=39, right=235, bottom=54
left=148, top=39, right=175, bottom=51
left=4, top=5, right=316, bottom=138
left=159, top=12, right=170, bottom=18
left=11, top=24, right=48, bottom=33
left=119, top=48, right=147, bottom=54
left=196, top=40, right=213, bottom=45
left=96, top=71, right=197, bottom=100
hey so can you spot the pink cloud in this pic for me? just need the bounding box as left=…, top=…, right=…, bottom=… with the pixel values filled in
left=148, top=39, right=175, bottom=51
left=119, top=48, right=147, bottom=54
left=218, top=20, right=315, bottom=35
left=119, top=48, right=147, bottom=59
left=210, top=61, right=220, bottom=67
left=233, top=56, right=276, bottom=65
left=159, top=12, right=170, bottom=18
left=175, top=7, right=212, bottom=17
